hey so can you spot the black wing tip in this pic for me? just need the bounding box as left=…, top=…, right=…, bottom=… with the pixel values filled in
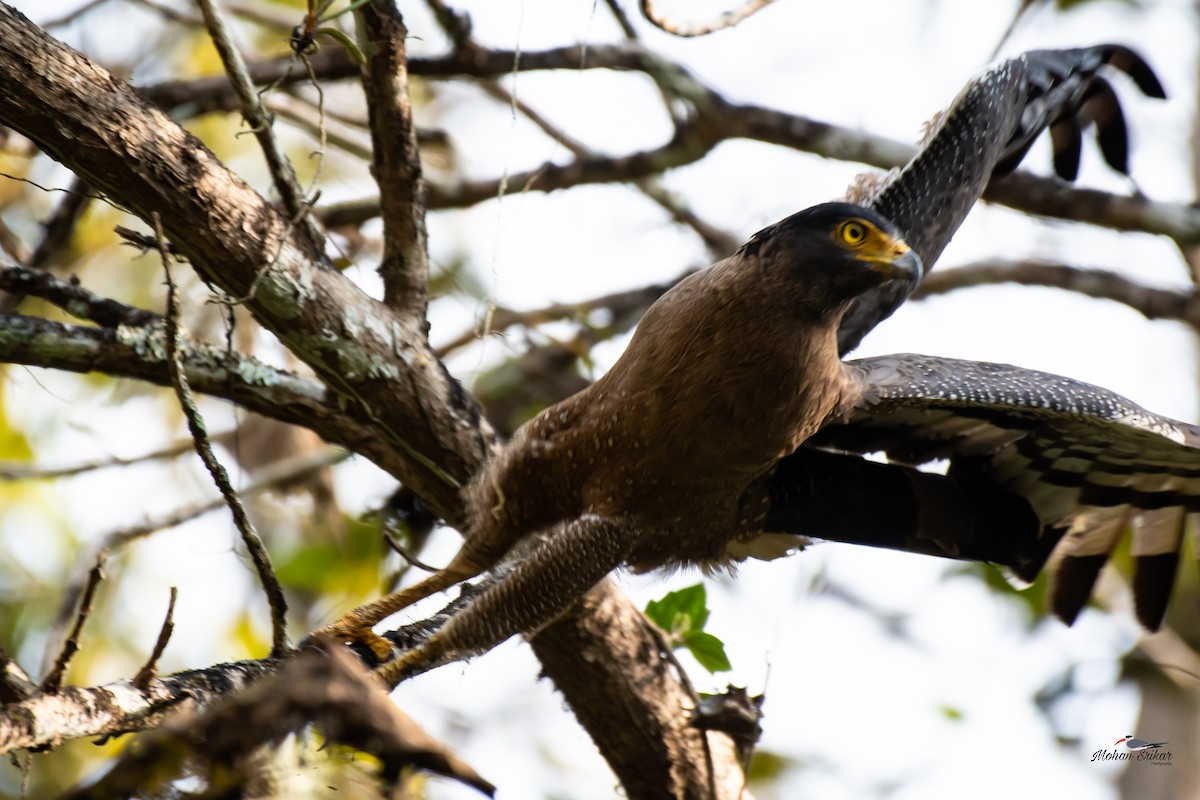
left=994, top=44, right=1163, bottom=183
left=1050, top=554, right=1107, bottom=626
left=1090, top=84, right=1131, bottom=175
left=1051, top=553, right=1178, bottom=631
left=1050, top=117, right=1083, bottom=182
left=1132, top=553, right=1179, bottom=631
left=1094, top=44, right=1167, bottom=99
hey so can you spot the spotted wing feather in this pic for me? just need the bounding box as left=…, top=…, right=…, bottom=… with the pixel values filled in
left=838, top=45, right=1165, bottom=355
left=773, top=354, right=1199, bottom=629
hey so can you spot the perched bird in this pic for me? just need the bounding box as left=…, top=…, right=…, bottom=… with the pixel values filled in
left=319, top=203, right=923, bottom=667
left=312, top=45, right=1178, bottom=681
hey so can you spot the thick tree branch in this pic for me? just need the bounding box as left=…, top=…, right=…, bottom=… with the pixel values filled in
left=0, top=658, right=280, bottom=753
left=57, top=648, right=495, bottom=799
left=10, top=7, right=1181, bottom=795
left=0, top=5, right=491, bottom=513
left=0, top=313, right=403, bottom=470
left=531, top=582, right=749, bottom=799
left=983, top=173, right=1200, bottom=244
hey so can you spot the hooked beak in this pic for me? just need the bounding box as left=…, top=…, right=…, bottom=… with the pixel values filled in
left=874, top=245, right=923, bottom=284
left=856, top=234, right=923, bottom=285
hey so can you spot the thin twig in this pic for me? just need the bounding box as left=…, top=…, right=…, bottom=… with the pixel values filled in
left=0, top=648, right=38, bottom=703
left=40, top=561, right=104, bottom=694
left=194, top=0, right=324, bottom=252
left=435, top=276, right=680, bottom=358
left=263, top=93, right=372, bottom=159
left=470, top=33, right=738, bottom=259
left=603, top=0, right=640, bottom=39
left=45, top=448, right=349, bottom=659
left=0, top=171, right=113, bottom=208
left=127, top=0, right=204, bottom=25
left=0, top=260, right=161, bottom=329
left=634, top=179, right=740, bottom=258
left=30, top=175, right=93, bottom=270
left=297, top=54, right=329, bottom=207
left=0, top=172, right=96, bottom=318
left=639, top=0, right=777, bottom=37
left=114, top=225, right=181, bottom=255
left=382, top=531, right=439, bottom=574
left=133, top=587, right=178, bottom=691
left=134, top=43, right=1200, bottom=247
left=153, top=212, right=291, bottom=657
left=990, top=0, right=1038, bottom=60
left=40, top=0, right=115, bottom=29
left=0, top=436, right=208, bottom=481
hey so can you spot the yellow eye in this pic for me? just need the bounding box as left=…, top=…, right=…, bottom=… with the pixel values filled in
left=838, top=220, right=868, bottom=246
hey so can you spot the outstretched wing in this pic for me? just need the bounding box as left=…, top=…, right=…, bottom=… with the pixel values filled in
left=837, top=45, right=1165, bottom=355
left=767, top=354, right=1200, bottom=630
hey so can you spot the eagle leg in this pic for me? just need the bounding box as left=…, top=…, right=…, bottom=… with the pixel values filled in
left=376, top=514, right=635, bottom=684
left=308, top=551, right=489, bottom=661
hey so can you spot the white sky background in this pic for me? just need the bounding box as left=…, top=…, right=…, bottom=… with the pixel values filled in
left=5, top=0, right=1200, bottom=798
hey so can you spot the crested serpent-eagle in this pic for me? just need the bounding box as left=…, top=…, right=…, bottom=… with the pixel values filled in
left=313, top=45, right=1184, bottom=681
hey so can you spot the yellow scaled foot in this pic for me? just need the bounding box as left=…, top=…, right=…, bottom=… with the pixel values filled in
left=308, top=562, right=478, bottom=662
left=374, top=637, right=446, bottom=685
left=309, top=614, right=396, bottom=662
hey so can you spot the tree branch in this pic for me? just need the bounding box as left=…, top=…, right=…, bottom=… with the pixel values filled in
left=134, top=40, right=1200, bottom=245
left=355, top=1, right=431, bottom=316
left=640, top=0, right=778, bottom=38
left=43, top=447, right=349, bottom=669
left=195, top=0, right=324, bottom=252
left=531, top=582, right=750, bottom=798
left=0, top=657, right=280, bottom=753
left=57, top=648, right=495, bottom=799
left=0, top=313, right=391, bottom=465
left=39, top=561, right=103, bottom=694
left=131, top=588, right=177, bottom=692
left=0, top=5, right=492, bottom=512
left=158, top=221, right=290, bottom=656
left=916, top=259, right=1200, bottom=330
left=0, top=260, right=161, bottom=329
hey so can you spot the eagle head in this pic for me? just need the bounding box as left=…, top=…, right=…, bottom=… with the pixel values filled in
left=741, top=202, right=922, bottom=316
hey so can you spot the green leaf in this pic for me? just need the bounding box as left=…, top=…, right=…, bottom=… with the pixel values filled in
left=645, top=583, right=709, bottom=638
left=684, top=630, right=731, bottom=673
left=645, top=583, right=731, bottom=673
